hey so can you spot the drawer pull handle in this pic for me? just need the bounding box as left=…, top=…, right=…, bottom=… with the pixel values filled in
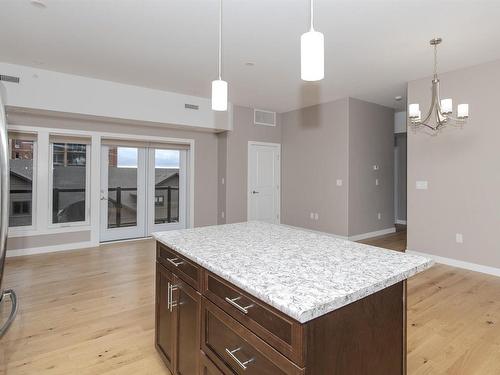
left=167, top=257, right=185, bottom=267
left=225, top=347, right=255, bottom=370
left=225, top=296, right=254, bottom=314
left=167, top=283, right=179, bottom=312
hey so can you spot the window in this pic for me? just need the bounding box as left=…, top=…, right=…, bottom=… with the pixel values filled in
left=51, top=142, right=89, bottom=224
left=154, top=149, right=180, bottom=224
left=9, top=136, right=35, bottom=227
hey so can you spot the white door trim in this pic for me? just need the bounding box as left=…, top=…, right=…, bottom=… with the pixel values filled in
left=247, top=141, right=281, bottom=223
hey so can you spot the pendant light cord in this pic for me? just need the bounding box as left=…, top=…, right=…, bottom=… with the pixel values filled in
left=218, top=0, right=222, bottom=80
left=310, top=0, right=314, bottom=31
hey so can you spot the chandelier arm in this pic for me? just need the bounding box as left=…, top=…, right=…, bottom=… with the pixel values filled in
left=435, top=105, right=446, bottom=128
left=443, top=113, right=467, bottom=122
left=418, top=78, right=439, bottom=124
left=413, top=121, right=438, bottom=131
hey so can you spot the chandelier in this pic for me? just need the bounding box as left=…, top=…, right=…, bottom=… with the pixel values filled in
left=408, top=38, right=469, bottom=132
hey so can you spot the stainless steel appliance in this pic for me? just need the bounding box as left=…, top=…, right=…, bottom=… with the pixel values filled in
left=0, top=92, right=17, bottom=337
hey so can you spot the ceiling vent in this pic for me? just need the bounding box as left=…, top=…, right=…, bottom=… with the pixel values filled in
left=185, top=103, right=199, bottom=110
left=254, top=109, right=276, bottom=126
left=0, top=75, right=20, bottom=83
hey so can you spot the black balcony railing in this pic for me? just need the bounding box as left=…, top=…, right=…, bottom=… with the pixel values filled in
left=50, top=186, right=179, bottom=227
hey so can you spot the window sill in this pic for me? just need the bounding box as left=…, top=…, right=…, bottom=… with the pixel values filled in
left=8, top=225, right=92, bottom=238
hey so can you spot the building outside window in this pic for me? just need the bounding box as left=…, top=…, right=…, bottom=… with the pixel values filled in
left=9, top=136, right=35, bottom=227
left=51, top=142, right=89, bottom=224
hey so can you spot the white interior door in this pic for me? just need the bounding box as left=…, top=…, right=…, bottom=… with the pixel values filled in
left=100, top=145, right=147, bottom=242
left=247, top=142, right=280, bottom=224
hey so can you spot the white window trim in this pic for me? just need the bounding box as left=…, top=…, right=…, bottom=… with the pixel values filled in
left=7, top=124, right=195, bottom=243
left=8, top=137, right=38, bottom=234
left=48, top=141, right=91, bottom=228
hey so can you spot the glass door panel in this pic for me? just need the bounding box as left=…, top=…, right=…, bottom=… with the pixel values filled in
left=100, top=146, right=146, bottom=242
left=148, top=148, right=186, bottom=234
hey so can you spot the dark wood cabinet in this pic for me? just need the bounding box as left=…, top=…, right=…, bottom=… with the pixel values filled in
left=200, top=351, right=225, bottom=375
left=156, top=242, right=406, bottom=375
left=155, top=263, right=176, bottom=373
left=174, top=279, right=201, bottom=375
left=156, top=262, right=201, bottom=375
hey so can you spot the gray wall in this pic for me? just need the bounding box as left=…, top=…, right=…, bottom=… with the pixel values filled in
left=217, top=132, right=227, bottom=224
left=7, top=111, right=219, bottom=251
left=222, top=105, right=282, bottom=224
left=348, top=98, right=394, bottom=236
left=407, top=59, right=500, bottom=268
left=395, top=133, right=407, bottom=222
left=280, top=97, right=394, bottom=237
left=281, top=98, right=349, bottom=236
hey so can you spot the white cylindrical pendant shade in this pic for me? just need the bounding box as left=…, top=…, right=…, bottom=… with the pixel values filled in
left=211, top=79, right=228, bottom=111
left=301, top=30, right=324, bottom=81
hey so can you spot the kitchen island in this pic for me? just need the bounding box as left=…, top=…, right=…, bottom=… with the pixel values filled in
left=153, top=222, right=433, bottom=375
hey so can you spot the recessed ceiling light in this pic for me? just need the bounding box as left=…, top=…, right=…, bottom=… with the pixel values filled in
left=30, top=0, right=47, bottom=8
left=245, top=62, right=255, bottom=67
left=395, top=96, right=403, bottom=101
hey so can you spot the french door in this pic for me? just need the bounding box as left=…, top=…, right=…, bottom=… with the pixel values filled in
left=100, top=145, right=187, bottom=242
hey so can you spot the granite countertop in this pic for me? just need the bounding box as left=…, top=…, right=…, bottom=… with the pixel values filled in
left=153, top=222, right=433, bottom=323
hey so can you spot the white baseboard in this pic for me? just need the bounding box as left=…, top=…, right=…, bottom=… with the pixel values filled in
left=395, top=220, right=407, bottom=225
left=6, top=240, right=98, bottom=258
left=280, top=224, right=348, bottom=240
left=407, top=250, right=500, bottom=277
left=348, top=227, right=396, bottom=241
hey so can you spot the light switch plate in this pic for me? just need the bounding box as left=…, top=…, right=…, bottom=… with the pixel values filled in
left=456, top=233, right=463, bottom=243
left=310, top=212, right=314, bottom=220
left=314, top=213, right=319, bottom=220
left=336, top=179, right=343, bottom=186
left=416, top=181, right=428, bottom=190
left=375, top=179, right=379, bottom=186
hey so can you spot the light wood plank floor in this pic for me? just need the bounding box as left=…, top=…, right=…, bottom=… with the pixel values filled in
left=1, top=234, right=499, bottom=374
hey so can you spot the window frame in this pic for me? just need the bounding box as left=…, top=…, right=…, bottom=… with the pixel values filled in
left=48, top=141, right=91, bottom=228
left=7, top=135, right=38, bottom=232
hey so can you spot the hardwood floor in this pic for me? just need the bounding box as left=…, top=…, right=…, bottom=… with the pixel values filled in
left=1, top=233, right=499, bottom=374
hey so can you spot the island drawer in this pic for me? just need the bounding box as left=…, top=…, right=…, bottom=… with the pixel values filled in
left=201, top=298, right=304, bottom=375
left=200, top=350, right=228, bottom=375
left=157, top=243, right=201, bottom=291
left=203, top=271, right=304, bottom=366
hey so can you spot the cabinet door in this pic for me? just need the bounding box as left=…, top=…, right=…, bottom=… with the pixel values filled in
left=156, top=263, right=177, bottom=372
left=173, top=277, right=201, bottom=375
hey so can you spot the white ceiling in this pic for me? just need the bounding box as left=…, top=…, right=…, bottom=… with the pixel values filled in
left=1, top=0, right=500, bottom=113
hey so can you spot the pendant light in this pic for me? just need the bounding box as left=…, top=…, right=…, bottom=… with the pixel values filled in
left=301, top=0, right=324, bottom=81
left=212, top=0, right=228, bottom=111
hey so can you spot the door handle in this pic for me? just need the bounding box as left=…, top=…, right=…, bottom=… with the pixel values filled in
left=167, top=282, right=179, bottom=312
left=251, top=190, right=259, bottom=194
left=167, top=257, right=185, bottom=267
left=225, top=296, right=254, bottom=314
left=225, top=347, right=255, bottom=370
